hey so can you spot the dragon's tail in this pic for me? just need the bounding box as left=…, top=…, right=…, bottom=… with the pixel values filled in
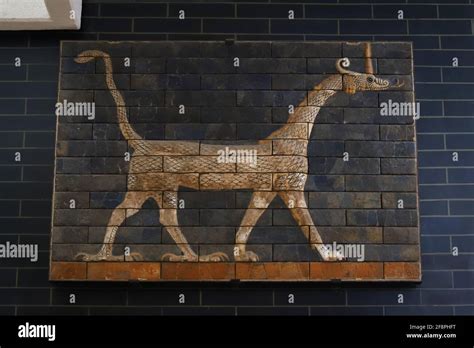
left=75, top=50, right=142, bottom=141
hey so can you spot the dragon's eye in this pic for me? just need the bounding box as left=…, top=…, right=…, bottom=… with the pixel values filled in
left=367, top=76, right=374, bottom=83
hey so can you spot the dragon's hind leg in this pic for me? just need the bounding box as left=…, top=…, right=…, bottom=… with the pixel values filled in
left=75, top=191, right=151, bottom=261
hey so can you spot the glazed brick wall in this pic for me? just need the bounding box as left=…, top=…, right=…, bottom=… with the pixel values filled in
left=0, top=0, right=472, bottom=315
left=50, top=40, right=420, bottom=282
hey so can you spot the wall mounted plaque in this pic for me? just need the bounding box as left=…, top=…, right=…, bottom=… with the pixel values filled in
left=50, top=41, right=420, bottom=281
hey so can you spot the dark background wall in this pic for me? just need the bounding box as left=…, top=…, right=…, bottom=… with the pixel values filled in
left=0, top=0, right=473, bottom=315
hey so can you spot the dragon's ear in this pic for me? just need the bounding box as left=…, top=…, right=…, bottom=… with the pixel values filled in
left=344, top=86, right=356, bottom=95
left=343, top=76, right=357, bottom=95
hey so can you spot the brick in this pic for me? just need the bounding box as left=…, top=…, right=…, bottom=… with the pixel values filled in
left=410, top=20, right=472, bottom=35
left=101, top=3, right=167, bottom=17
left=385, top=306, right=453, bottom=316
left=347, top=209, right=418, bottom=227
left=306, top=175, right=345, bottom=191
left=202, top=290, right=273, bottom=306
left=89, top=226, right=162, bottom=244
left=56, top=140, right=127, bottom=157
left=450, top=201, right=474, bottom=215
left=272, top=20, right=337, bottom=34
left=274, top=290, right=346, bottom=305
left=87, top=262, right=161, bottom=281
left=348, top=289, right=420, bottom=305
left=57, top=124, right=92, bottom=140
left=423, top=255, right=473, bottom=271
left=0, top=289, right=50, bottom=305
left=91, top=158, right=129, bottom=174
left=238, top=307, right=308, bottom=316
left=237, top=5, right=303, bottom=18
left=421, top=201, right=448, bottom=215
left=309, top=192, right=380, bottom=209
left=422, top=235, right=450, bottom=253
left=241, top=226, right=309, bottom=244
left=307, top=141, right=344, bottom=156
left=311, top=307, right=383, bottom=316
left=384, top=262, right=420, bottom=280
left=135, top=19, right=201, bottom=33
left=163, top=306, right=234, bottom=315
left=200, top=41, right=271, bottom=58
left=307, top=5, right=371, bottom=19
left=0, top=269, right=17, bottom=287
left=346, top=175, right=416, bottom=191
left=82, top=18, right=133, bottom=33
left=381, top=158, right=416, bottom=174
left=55, top=175, right=126, bottom=191
left=341, top=20, right=407, bottom=35
left=380, top=125, right=415, bottom=141
left=201, top=209, right=271, bottom=227
left=382, top=193, right=417, bottom=209
left=54, top=209, right=122, bottom=226
left=446, top=134, right=474, bottom=149
left=56, top=158, right=91, bottom=174
left=374, top=5, right=437, bottom=19
left=345, top=141, right=415, bottom=157
left=273, top=244, right=317, bottom=262
left=343, top=42, right=412, bottom=59
left=422, top=290, right=474, bottom=305
left=201, top=107, right=271, bottom=123
left=240, top=59, right=306, bottom=74
left=162, top=263, right=234, bottom=280
left=50, top=262, right=87, bottom=280
left=448, top=168, right=474, bottom=184
left=130, top=106, right=200, bottom=123
left=162, top=227, right=234, bottom=244
left=166, top=91, right=236, bottom=107
left=132, top=42, right=201, bottom=58
left=313, top=125, right=379, bottom=140
left=364, top=245, right=420, bottom=262
left=236, top=262, right=309, bottom=280
left=418, top=134, right=444, bottom=150
left=52, top=227, right=88, bottom=243
left=309, top=158, right=380, bottom=174
left=201, top=74, right=271, bottom=90
left=52, top=288, right=127, bottom=305
left=167, top=58, right=235, bottom=74
left=383, top=227, right=420, bottom=244
left=54, top=192, right=89, bottom=209
left=0, top=166, right=21, bottom=181
left=419, top=169, right=446, bottom=185
left=419, top=151, right=474, bottom=167
left=310, top=262, right=383, bottom=280
left=204, top=19, right=269, bottom=34
left=317, top=227, right=383, bottom=244
left=272, top=42, right=342, bottom=57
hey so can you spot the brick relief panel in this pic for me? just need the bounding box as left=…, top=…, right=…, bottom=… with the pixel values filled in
left=50, top=40, right=420, bottom=281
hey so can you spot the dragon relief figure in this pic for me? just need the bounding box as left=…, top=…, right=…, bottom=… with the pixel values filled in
left=73, top=42, right=403, bottom=263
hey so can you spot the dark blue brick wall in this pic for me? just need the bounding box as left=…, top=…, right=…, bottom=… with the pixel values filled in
left=0, top=0, right=472, bottom=315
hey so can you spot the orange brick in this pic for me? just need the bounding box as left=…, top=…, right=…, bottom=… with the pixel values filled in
left=310, top=262, right=383, bottom=280
left=87, top=262, right=161, bottom=281
left=50, top=262, right=87, bottom=280
left=161, top=263, right=234, bottom=280
left=236, top=262, right=309, bottom=280
left=384, top=262, right=420, bottom=280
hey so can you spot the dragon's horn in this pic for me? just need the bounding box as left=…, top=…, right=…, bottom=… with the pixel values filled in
left=365, top=42, right=374, bottom=74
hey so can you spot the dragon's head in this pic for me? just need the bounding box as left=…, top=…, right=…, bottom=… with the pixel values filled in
left=335, top=43, right=404, bottom=95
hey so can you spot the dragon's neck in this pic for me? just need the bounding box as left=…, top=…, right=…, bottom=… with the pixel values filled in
left=266, top=74, right=342, bottom=141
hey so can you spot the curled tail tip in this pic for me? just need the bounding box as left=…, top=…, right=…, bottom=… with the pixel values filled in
left=74, top=49, right=109, bottom=64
